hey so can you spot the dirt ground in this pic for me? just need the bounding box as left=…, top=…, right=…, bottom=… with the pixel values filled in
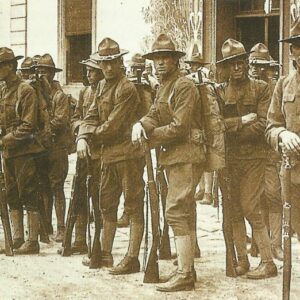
left=0, top=154, right=300, bottom=300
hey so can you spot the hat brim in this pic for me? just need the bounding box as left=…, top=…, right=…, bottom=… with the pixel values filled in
left=279, top=35, right=300, bottom=43
left=249, top=58, right=271, bottom=65
left=216, top=51, right=253, bottom=64
left=90, top=49, right=128, bottom=61
left=35, top=64, right=62, bottom=72
left=184, top=60, right=209, bottom=65
left=143, top=50, right=186, bottom=60
left=0, top=55, right=24, bottom=64
left=79, top=60, right=101, bottom=70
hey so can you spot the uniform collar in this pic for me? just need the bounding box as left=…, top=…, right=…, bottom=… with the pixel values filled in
left=159, top=69, right=180, bottom=86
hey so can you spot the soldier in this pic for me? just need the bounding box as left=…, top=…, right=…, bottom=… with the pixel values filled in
left=132, top=34, right=206, bottom=292
left=36, top=54, right=70, bottom=242
left=77, top=38, right=145, bottom=274
left=248, top=43, right=283, bottom=261
left=19, top=57, right=35, bottom=80
left=0, top=47, right=45, bottom=254
left=116, top=53, right=154, bottom=229
left=266, top=17, right=300, bottom=240
left=70, top=58, right=103, bottom=254
left=215, top=39, right=277, bottom=279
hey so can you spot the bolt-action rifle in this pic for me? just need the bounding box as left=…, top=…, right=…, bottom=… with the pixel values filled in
left=142, top=139, right=160, bottom=283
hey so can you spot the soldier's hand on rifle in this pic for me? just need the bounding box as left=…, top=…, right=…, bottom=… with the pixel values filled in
left=132, top=122, right=148, bottom=144
left=76, top=139, right=91, bottom=159
left=279, top=130, right=300, bottom=154
left=241, top=113, right=257, bottom=125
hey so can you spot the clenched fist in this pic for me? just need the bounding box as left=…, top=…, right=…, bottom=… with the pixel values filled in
left=131, top=122, right=148, bottom=144
left=279, top=130, right=300, bottom=154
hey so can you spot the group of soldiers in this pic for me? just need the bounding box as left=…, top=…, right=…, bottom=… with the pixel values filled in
left=1, top=16, right=300, bottom=294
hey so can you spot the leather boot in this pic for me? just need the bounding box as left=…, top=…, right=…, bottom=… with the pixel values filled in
left=117, top=211, right=129, bottom=228
left=160, top=266, right=197, bottom=283
left=82, top=251, right=113, bottom=267
left=54, top=188, right=66, bottom=242
left=269, top=212, right=283, bottom=261
left=15, top=211, right=40, bottom=255
left=100, top=219, right=116, bottom=266
left=72, top=213, right=87, bottom=254
left=246, top=260, right=278, bottom=279
left=199, top=193, right=212, bottom=205
left=157, top=236, right=194, bottom=292
left=109, top=219, right=143, bottom=275
left=236, top=256, right=250, bottom=276
left=10, top=210, right=25, bottom=249
left=190, top=231, right=201, bottom=259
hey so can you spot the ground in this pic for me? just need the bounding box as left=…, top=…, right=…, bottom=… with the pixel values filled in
left=0, top=154, right=300, bottom=300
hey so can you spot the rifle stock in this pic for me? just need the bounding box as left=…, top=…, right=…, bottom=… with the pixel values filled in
left=89, top=159, right=103, bottom=269
left=219, top=169, right=237, bottom=277
left=61, top=159, right=81, bottom=256
left=281, top=146, right=292, bottom=300
left=142, top=140, right=160, bottom=283
left=156, top=163, right=171, bottom=260
left=0, top=155, right=13, bottom=256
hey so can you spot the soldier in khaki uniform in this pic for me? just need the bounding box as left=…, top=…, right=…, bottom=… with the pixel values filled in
left=248, top=43, right=283, bottom=261
left=266, top=17, right=300, bottom=239
left=216, top=39, right=277, bottom=279
left=69, top=58, right=103, bottom=254
left=36, top=54, right=71, bottom=242
left=77, top=38, right=145, bottom=274
left=132, top=34, right=206, bottom=292
left=0, top=47, right=45, bottom=254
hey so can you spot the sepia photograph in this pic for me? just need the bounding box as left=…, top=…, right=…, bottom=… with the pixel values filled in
left=0, top=0, right=300, bottom=299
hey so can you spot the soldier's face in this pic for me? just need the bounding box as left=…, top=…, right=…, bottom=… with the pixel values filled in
left=99, top=58, right=122, bottom=80
left=190, top=62, right=202, bottom=73
left=0, top=62, right=12, bottom=81
left=86, top=66, right=102, bottom=85
left=21, top=70, right=31, bottom=80
left=249, top=64, right=268, bottom=79
left=152, top=54, right=178, bottom=78
left=228, top=59, right=248, bottom=81
left=37, top=67, right=55, bottom=82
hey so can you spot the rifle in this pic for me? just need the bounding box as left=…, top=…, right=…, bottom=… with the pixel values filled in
left=61, top=158, right=81, bottom=256
left=0, top=153, right=14, bottom=256
left=281, top=144, right=292, bottom=300
left=86, top=158, right=92, bottom=261
left=88, top=157, right=102, bottom=269
left=156, top=160, right=171, bottom=260
left=219, top=167, right=237, bottom=277
left=142, top=139, right=160, bottom=283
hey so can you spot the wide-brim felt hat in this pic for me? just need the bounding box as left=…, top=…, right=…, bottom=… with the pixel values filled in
left=130, top=53, right=146, bottom=67
left=143, top=34, right=185, bottom=60
left=79, top=58, right=101, bottom=70
left=0, top=47, right=23, bottom=64
left=280, top=17, right=300, bottom=43
left=185, top=53, right=209, bottom=65
left=20, top=57, right=34, bottom=70
left=90, top=37, right=128, bottom=61
left=249, top=43, right=271, bottom=64
left=35, top=53, right=62, bottom=72
left=216, top=38, right=252, bottom=64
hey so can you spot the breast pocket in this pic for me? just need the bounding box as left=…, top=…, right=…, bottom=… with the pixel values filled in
left=242, top=98, right=257, bottom=114
left=98, top=96, right=112, bottom=123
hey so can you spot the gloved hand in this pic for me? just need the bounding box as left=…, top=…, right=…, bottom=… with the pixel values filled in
left=131, top=122, right=148, bottom=144
left=279, top=130, right=300, bottom=154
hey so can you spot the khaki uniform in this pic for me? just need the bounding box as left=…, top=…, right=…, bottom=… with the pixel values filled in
left=266, top=71, right=300, bottom=235
left=0, top=77, right=44, bottom=211
left=78, top=74, right=144, bottom=223
left=141, top=70, right=206, bottom=236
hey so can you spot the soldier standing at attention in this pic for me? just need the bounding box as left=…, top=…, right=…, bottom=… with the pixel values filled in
left=215, top=39, right=277, bottom=279
left=0, top=47, right=45, bottom=254
left=36, top=54, right=71, bottom=242
left=266, top=17, right=300, bottom=240
left=70, top=58, right=103, bottom=254
left=77, top=38, right=145, bottom=274
left=132, top=34, right=206, bottom=292
left=248, top=43, right=283, bottom=261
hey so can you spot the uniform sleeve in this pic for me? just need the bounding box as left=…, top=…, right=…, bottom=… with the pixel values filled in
left=2, top=84, right=37, bottom=147
left=93, top=82, right=139, bottom=141
left=149, top=79, right=195, bottom=145
left=266, top=78, right=287, bottom=151
left=50, top=91, right=70, bottom=132
left=71, top=88, right=84, bottom=134
left=237, top=82, right=270, bottom=142
left=140, top=102, right=161, bottom=133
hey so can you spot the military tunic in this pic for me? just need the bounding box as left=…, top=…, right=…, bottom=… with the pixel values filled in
left=266, top=71, right=300, bottom=235
left=0, top=77, right=44, bottom=211
left=141, top=69, right=206, bottom=236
